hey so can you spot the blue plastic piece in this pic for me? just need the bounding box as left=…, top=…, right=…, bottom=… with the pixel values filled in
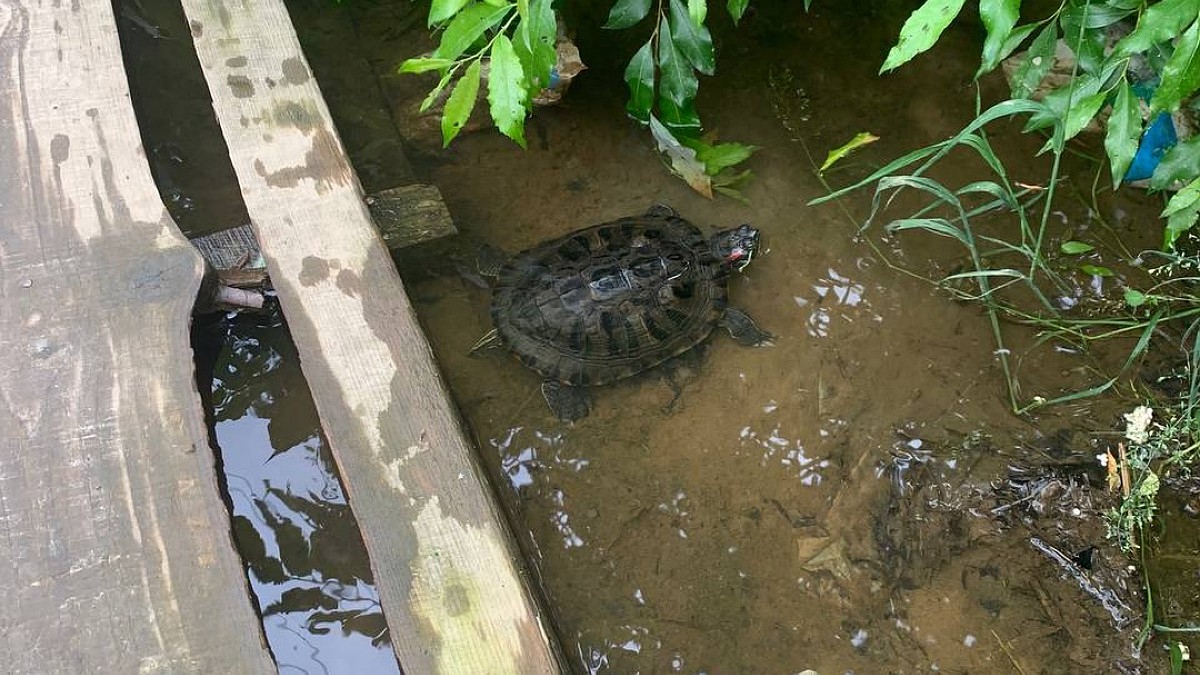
left=1125, top=112, right=1177, bottom=182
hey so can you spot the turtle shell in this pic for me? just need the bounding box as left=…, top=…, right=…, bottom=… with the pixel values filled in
left=491, top=209, right=728, bottom=387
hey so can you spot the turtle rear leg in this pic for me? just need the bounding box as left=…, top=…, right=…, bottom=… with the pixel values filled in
left=469, top=328, right=504, bottom=355
left=541, top=380, right=591, bottom=422
left=721, top=307, right=772, bottom=346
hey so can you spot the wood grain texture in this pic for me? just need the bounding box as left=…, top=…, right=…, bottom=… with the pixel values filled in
left=193, top=183, right=456, bottom=270
left=0, top=2, right=276, bottom=673
left=176, top=1, right=567, bottom=672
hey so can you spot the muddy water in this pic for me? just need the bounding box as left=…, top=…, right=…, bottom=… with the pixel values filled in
left=359, top=2, right=1166, bottom=672
left=115, top=0, right=1192, bottom=671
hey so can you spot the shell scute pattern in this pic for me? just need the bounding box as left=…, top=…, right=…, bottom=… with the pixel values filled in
left=491, top=210, right=729, bottom=387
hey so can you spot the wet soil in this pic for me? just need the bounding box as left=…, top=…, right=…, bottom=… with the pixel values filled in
left=115, top=0, right=1200, bottom=671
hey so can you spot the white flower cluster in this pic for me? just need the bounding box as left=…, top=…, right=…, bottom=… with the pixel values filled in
left=1123, top=405, right=1154, bottom=445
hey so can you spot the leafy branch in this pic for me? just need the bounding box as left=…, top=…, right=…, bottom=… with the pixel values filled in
left=399, top=0, right=760, bottom=199
left=609, top=0, right=758, bottom=198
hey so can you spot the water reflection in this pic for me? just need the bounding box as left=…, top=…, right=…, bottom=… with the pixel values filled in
left=196, top=307, right=400, bottom=674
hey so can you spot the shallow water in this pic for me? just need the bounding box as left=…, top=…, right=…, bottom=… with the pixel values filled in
left=193, top=311, right=401, bottom=673
left=116, top=0, right=1196, bottom=671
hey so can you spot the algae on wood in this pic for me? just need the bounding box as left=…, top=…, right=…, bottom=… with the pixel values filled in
left=176, top=0, right=567, bottom=671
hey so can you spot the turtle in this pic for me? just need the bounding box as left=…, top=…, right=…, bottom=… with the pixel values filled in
left=472, top=205, right=769, bottom=421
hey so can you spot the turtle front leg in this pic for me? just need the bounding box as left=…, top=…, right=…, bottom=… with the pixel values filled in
left=720, top=307, right=772, bottom=346
left=541, top=380, right=591, bottom=422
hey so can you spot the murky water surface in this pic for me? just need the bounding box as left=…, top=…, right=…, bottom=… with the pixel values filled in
left=118, top=0, right=1200, bottom=671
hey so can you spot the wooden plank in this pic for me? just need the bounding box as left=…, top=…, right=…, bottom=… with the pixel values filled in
left=177, top=2, right=568, bottom=673
left=0, top=3, right=276, bottom=673
left=192, top=183, right=457, bottom=271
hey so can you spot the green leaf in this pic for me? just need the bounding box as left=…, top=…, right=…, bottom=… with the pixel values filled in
left=1170, top=641, right=1185, bottom=675
left=727, top=0, right=749, bottom=23
left=685, top=139, right=758, bottom=175
left=987, top=23, right=1038, bottom=72
left=978, top=0, right=1020, bottom=76
left=604, top=0, right=652, bottom=29
left=669, top=0, right=716, bottom=75
left=657, top=16, right=699, bottom=111
left=623, top=39, right=655, bottom=124
left=1079, top=264, right=1113, bottom=276
left=1163, top=177, right=1200, bottom=217
left=819, top=131, right=880, bottom=173
left=1008, top=24, right=1057, bottom=98
left=1150, top=18, right=1200, bottom=114
left=1060, top=7, right=1110, bottom=74
left=880, top=0, right=968, bottom=73
left=433, top=3, right=512, bottom=61
left=441, top=60, right=481, bottom=146
left=429, top=0, right=473, bottom=26
left=399, top=57, right=457, bottom=74
left=1151, top=135, right=1200, bottom=190
left=1061, top=90, right=1108, bottom=141
left=1060, top=240, right=1094, bottom=254
left=514, top=0, right=557, bottom=91
left=419, top=69, right=455, bottom=113
left=1163, top=179, right=1200, bottom=249
left=487, top=35, right=529, bottom=147
left=1124, top=288, right=1147, bottom=307
left=659, top=96, right=702, bottom=133
left=1114, top=0, right=1199, bottom=57
left=688, top=0, right=707, bottom=25
left=1105, top=82, right=1143, bottom=189
left=886, top=218, right=970, bottom=245
left=1025, top=73, right=1101, bottom=132
left=1165, top=203, right=1200, bottom=249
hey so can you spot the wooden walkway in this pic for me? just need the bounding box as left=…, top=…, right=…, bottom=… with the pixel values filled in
left=2, top=1, right=565, bottom=672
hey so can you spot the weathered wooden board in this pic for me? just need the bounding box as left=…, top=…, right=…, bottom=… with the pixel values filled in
left=192, top=183, right=456, bottom=271
left=177, top=1, right=567, bottom=673
left=0, top=2, right=276, bottom=673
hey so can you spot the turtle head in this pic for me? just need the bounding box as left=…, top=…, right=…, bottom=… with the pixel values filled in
left=711, top=224, right=760, bottom=272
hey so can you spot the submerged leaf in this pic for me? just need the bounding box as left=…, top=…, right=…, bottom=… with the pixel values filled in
left=1079, top=264, right=1113, bottom=277
left=880, top=0, right=969, bottom=73
left=623, top=39, right=656, bottom=123
left=1060, top=241, right=1094, bottom=254
left=819, top=131, right=880, bottom=173
left=487, top=35, right=529, bottom=147
left=649, top=115, right=713, bottom=197
left=1124, top=288, right=1147, bottom=308
left=441, top=60, right=481, bottom=146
